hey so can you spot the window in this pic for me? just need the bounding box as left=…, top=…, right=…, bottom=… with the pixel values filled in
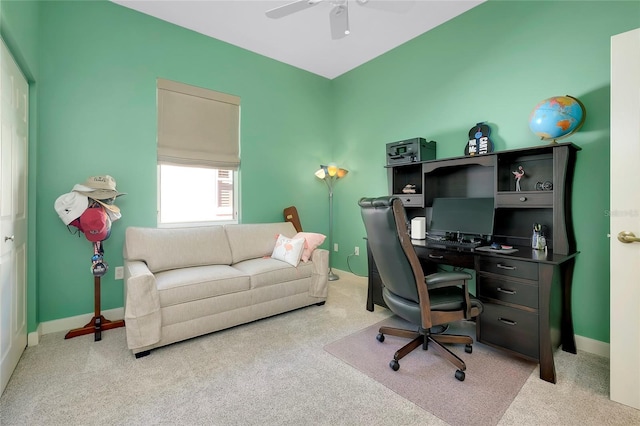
left=157, top=79, right=240, bottom=225
left=158, top=164, right=236, bottom=224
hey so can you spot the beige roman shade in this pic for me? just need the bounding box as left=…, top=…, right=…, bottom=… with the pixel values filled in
left=157, top=78, right=240, bottom=170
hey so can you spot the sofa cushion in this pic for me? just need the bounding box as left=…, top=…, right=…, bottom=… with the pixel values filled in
left=225, top=222, right=297, bottom=264
left=155, top=265, right=250, bottom=307
left=232, top=257, right=314, bottom=289
left=124, top=226, right=233, bottom=273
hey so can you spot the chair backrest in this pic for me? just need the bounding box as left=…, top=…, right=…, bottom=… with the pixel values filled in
left=283, top=206, right=303, bottom=232
left=359, top=196, right=432, bottom=327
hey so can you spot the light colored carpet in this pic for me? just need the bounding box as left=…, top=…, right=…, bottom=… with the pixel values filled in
left=324, top=316, right=536, bottom=426
left=1, top=271, right=639, bottom=425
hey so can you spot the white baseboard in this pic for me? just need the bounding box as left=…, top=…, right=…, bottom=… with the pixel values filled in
left=576, top=334, right=610, bottom=358
left=27, top=324, right=42, bottom=347
left=28, top=307, right=125, bottom=346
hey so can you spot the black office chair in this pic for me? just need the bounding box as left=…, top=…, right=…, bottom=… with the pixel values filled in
left=359, top=196, right=483, bottom=381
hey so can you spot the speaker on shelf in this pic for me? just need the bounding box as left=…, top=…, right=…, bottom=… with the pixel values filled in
left=411, top=217, right=426, bottom=240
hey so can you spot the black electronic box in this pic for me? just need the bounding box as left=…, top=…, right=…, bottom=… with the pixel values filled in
left=386, top=138, right=436, bottom=166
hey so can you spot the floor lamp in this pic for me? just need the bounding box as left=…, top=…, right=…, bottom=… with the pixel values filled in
left=315, top=164, right=348, bottom=281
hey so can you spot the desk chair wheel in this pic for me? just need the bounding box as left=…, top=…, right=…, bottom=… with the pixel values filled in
left=465, top=344, right=473, bottom=353
left=376, top=333, right=385, bottom=342
left=455, top=369, right=465, bottom=381
left=390, top=359, right=400, bottom=371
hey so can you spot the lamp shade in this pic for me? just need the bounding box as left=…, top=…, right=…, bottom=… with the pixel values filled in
left=315, top=164, right=348, bottom=180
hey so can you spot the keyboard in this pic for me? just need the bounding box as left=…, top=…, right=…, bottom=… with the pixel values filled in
left=425, top=238, right=482, bottom=251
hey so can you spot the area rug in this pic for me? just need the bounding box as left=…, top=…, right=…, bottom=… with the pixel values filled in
left=324, top=316, right=536, bottom=426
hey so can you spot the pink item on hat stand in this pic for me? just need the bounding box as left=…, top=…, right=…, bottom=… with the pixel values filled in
left=79, top=206, right=111, bottom=242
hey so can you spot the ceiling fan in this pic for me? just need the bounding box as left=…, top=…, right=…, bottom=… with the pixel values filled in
left=266, top=0, right=413, bottom=40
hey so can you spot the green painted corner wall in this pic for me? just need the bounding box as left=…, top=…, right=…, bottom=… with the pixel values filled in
left=3, top=0, right=637, bottom=344
left=331, top=0, right=640, bottom=343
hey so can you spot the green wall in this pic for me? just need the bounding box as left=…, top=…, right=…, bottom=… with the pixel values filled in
left=3, top=0, right=638, bottom=344
left=331, top=0, right=639, bottom=343
left=19, top=0, right=334, bottom=326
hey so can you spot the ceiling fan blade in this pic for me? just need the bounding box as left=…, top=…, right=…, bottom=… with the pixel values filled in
left=355, top=0, right=415, bottom=14
left=266, top=0, right=322, bottom=19
left=329, top=4, right=349, bottom=40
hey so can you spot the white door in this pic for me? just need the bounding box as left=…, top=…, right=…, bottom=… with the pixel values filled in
left=0, top=39, right=28, bottom=396
left=610, top=28, right=640, bottom=410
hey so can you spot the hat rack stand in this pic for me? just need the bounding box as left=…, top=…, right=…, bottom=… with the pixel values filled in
left=64, top=275, right=125, bottom=341
left=56, top=175, right=126, bottom=341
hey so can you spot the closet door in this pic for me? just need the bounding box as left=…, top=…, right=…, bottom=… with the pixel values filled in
left=610, top=27, right=640, bottom=410
left=0, top=39, right=28, bottom=395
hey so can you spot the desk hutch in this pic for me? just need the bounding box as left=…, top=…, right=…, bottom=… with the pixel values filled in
left=367, top=142, right=580, bottom=383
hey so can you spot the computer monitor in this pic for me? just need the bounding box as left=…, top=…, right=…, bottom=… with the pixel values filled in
left=429, top=197, right=495, bottom=238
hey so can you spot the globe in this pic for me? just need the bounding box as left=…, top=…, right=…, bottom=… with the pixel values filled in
left=529, top=95, right=586, bottom=142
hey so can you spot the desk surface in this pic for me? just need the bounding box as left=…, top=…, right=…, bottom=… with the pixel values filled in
left=410, top=239, right=579, bottom=265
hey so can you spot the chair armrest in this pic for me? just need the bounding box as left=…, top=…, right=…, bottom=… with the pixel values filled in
left=425, top=271, right=472, bottom=289
left=425, top=271, right=474, bottom=318
left=124, top=261, right=161, bottom=350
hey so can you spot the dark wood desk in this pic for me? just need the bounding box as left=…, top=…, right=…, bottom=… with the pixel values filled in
left=366, top=241, right=578, bottom=384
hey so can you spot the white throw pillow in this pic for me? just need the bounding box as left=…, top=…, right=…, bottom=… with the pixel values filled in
left=271, top=234, right=305, bottom=267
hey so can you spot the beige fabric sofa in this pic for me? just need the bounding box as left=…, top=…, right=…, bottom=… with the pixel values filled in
left=123, top=222, right=329, bottom=357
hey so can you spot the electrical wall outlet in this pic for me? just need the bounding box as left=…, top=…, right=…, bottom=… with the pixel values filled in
left=115, top=266, right=124, bottom=280
left=334, top=243, right=339, bottom=252
left=354, top=246, right=360, bottom=256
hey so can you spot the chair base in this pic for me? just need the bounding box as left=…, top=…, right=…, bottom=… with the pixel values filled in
left=378, top=325, right=473, bottom=381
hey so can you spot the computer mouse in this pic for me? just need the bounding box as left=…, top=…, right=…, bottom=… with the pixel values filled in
left=490, top=242, right=501, bottom=250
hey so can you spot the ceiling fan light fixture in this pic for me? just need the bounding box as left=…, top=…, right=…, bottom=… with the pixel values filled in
left=330, top=3, right=349, bottom=39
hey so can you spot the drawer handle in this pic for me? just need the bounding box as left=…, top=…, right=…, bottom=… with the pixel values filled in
left=429, top=254, right=444, bottom=259
left=497, top=287, right=516, bottom=295
left=498, top=317, right=517, bottom=326
left=497, top=263, right=516, bottom=270
left=519, top=196, right=527, bottom=202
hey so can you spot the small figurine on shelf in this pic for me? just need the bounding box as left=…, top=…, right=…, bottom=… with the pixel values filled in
left=512, top=166, right=525, bottom=191
left=402, top=184, right=416, bottom=194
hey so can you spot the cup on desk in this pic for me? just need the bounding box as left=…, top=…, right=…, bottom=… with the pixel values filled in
left=532, top=224, right=547, bottom=250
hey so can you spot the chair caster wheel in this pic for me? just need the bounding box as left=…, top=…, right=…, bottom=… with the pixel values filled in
left=389, top=360, right=400, bottom=371
left=455, top=370, right=465, bottom=381
left=465, top=344, right=472, bottom=353
left=376, top=333, right=385, bottom=342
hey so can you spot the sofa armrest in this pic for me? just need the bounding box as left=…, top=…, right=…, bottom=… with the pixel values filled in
left=309, top=248, right=329, bottom=298
left=124, top=260, right=162, bottom=350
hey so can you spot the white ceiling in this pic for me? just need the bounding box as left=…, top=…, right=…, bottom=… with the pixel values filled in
left=112, top=0, right=484, bottom=79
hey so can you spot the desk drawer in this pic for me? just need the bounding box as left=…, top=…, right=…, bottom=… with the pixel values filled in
left=417, top=247, right=475, bottom=269
left=479, top=303, right=539, bottom=359
left=496, top=191, right=552, bottom=208
left=478, top=274, right=538, bottom=309
left=479, top=257, right=538, bottom=281
left=395, top=194, right=423, bottom=207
